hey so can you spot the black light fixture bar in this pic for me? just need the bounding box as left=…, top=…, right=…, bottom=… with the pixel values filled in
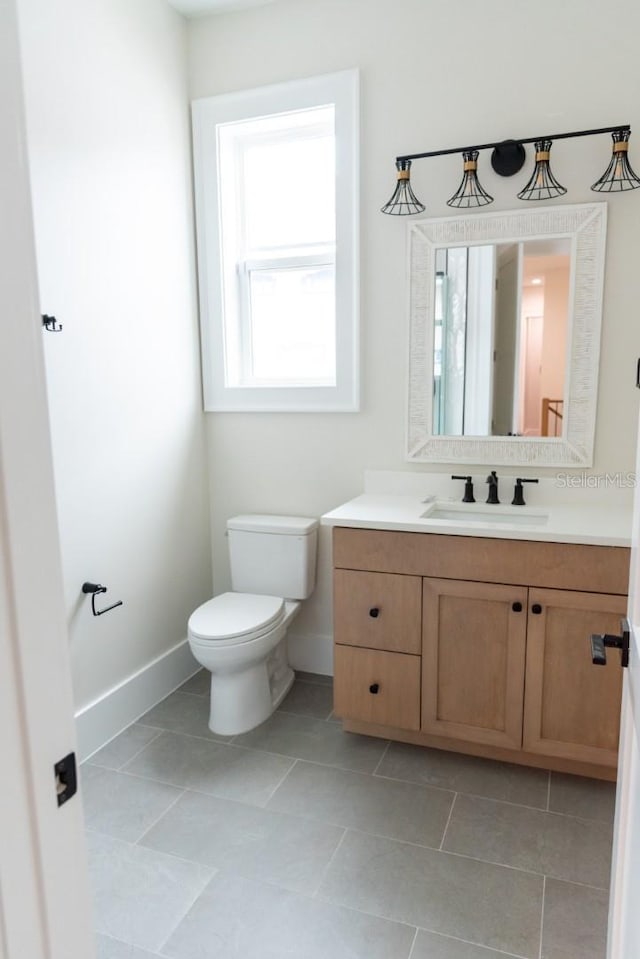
left=396, top=124, right=630, bottom=164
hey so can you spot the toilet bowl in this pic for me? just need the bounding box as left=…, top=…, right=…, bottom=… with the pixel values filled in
left=187, top=515, right=318, bottom=735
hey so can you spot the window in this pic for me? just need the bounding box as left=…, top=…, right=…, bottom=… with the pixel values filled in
left=192, top=70, right=359, bottom=411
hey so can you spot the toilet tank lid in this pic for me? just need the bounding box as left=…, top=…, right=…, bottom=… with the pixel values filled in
left=227, top=514, right=319, bottom=535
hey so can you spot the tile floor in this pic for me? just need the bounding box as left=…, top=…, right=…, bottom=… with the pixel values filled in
left=84, top=671, right=615, bottom=959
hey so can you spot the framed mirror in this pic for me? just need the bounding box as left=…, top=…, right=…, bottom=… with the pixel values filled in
left=407, top=203, right=607, bottom=466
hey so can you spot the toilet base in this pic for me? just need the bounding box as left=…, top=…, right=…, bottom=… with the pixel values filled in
left=207, top=645, right=295, bottom=736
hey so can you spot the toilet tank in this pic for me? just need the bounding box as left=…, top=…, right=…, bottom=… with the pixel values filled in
left=227, top=515, right=319, bottom=599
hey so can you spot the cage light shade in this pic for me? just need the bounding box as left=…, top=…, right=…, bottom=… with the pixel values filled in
left=591, top=129, right=640, bottom=192
left=446, top=150, right=493, bottom=208
left=518, top=139, right=567, bottom=201
left=381, top=159, right=425, bottom=215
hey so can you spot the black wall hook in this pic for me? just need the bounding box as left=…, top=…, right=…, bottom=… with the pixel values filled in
left=82, top=582, right=123, bottom=616
left=42, top=314, right=63, bottom=332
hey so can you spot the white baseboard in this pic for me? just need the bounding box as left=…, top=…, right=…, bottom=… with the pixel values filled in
left=75, top=638, right=199, bottom=762
left=287, top=630, right=333, bottom=677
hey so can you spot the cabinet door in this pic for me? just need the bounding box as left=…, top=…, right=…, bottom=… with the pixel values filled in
left=333, top=569, right=422, bottom=654
left=523, top=588, right=625, bottom=767
left=333, top=645, right=421, bottom=730
left=422, top=578, right=528, bottom=749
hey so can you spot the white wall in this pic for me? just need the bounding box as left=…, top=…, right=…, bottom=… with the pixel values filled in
left=189, top=0, right=640, bottom=673
left=18, top=0, right=212, bottom=710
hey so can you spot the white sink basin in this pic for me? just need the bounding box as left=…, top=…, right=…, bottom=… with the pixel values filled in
left=421, top=502, right=549, bottom=527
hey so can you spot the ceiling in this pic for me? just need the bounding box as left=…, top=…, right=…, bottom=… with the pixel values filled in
left=167, top=0, right=279, bottom=16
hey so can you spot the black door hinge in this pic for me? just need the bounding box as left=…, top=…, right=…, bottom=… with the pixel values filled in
left=54, top=752, right=77, bottom=807
left=42, top=314, right=62, bottom=332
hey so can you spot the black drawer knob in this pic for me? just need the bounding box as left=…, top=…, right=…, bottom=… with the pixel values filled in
left=369, top=607, right=380, bottom=618
left=369, top=683, right=380, bottom=694
left=512, top=602, right=523, bottom=612
left=531, top=603, right=543, bottom=614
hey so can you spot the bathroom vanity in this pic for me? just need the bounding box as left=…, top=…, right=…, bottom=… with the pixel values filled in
left=322, top=201, right=626, bottom=781
left=323, top=484, right=632, bottom=782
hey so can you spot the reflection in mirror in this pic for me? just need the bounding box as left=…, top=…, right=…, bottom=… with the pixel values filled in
left=432, top=239, right=571, bottom=438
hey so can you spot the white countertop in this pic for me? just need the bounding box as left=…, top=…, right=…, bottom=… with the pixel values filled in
left=321, top=493, right=632, bottom=547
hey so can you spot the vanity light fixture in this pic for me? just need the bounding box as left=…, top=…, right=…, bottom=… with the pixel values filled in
left=446, top=150, right=493, bottom=208
left=382, top=124, right=638, bottom=215
left=518, top=140, right=567, bottom=201
left=591, top=129, right=640, bottom=192
left=380, top=158, right=425, bottom=215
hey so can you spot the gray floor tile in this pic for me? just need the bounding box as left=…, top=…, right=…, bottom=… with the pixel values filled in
left=178, top=670, right=210, bottom=697
left=318, top=830, right=543, bottom=958
left=541, top=878, right=609, bottom=959
left=295, top=670, right=333, bottom=686
left=411, top=930, right=522, bottom=959
left=87, top=831, right=213, bottom=953
left=162, top=873, right=416, bottom=959
left=267, top=760, right=453, bottom=846
left=278, top=680, right=334, bottom=720
left=233, top=711, right=387, bottom=773
left=139, top=788, right=345, bottom=895
left=88, top=725, right=163, bottom=771
left=377, top=742, right=549, bottom=809
left=123, top=731, right=293, bottom=806
left=96, top=934, right=160, bottom=958
left=81, top=765, right=183, bottom=842
left=549, top=772, right=617, bottom=824
left=140, top=691, right=233, bottom=742
left=443, top=794, right=613, bottom=888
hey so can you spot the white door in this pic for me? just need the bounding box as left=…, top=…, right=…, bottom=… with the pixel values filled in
left=607, top=413, right=640, bottom=956
left=0, top=1, right=95, bottom=957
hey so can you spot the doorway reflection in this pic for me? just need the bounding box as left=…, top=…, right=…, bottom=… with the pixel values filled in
left=432, top=238, right=571, bottom=437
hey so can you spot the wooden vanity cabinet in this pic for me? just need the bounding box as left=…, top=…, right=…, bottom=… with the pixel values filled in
left=332, top=526, right=630, bottom=780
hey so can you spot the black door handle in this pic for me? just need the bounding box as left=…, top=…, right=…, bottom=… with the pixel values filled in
left=531, top=604, right=542, bottom=614
left=369, top=683, right=380, bottom=694
left=512, top=602, right=523, bottom=612
left=591, top=618, right=630, bottom=668
left=369, top=607, right=380, bottom=618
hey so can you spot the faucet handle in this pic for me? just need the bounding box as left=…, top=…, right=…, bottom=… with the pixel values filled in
left=451, top=475, right=475, bottom=503
left=512, top=477, right=539, bottom=506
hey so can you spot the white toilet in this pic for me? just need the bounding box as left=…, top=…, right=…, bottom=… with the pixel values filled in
left=187, top=514, right=318, bottom=735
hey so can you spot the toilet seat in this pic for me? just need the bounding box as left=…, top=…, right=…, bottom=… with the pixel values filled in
left=188, top=592, right=285, bottom=646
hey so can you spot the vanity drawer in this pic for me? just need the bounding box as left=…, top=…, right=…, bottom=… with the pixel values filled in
left=333, top=527, right=630, bottom=595
left=333, top=568, right=422, bottom=654
left=333, top=645, right=421, bottom=731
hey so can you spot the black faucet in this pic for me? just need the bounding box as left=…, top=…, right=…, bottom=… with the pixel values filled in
left=486, top=471, right=499, bottom=504
left=512, top=477, right=539, bottom=506
left=451, top=475, right=475, bottom=503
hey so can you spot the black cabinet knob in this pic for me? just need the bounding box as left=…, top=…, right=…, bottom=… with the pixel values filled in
left=532, top=603, right=543, bottom=614
left=369, top=607, right=380, bottom=618
left=369, top=683, right=380, bottom=694
left=512, top=602, right=523, bottom=612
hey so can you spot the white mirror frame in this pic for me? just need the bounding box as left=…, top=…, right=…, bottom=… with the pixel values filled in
left=407, top=202, right=607, bottom=467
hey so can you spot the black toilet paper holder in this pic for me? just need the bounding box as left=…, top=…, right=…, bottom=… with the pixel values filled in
left=82, top=582, right=123, bottom=617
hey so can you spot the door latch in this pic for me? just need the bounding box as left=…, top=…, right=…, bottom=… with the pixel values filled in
left=54, top=752, right=78, bottom=807
left=591, top=618, right=630, bottom=668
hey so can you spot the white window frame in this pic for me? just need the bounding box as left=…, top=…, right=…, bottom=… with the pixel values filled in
left=192, top=69, right=359, bottom=412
